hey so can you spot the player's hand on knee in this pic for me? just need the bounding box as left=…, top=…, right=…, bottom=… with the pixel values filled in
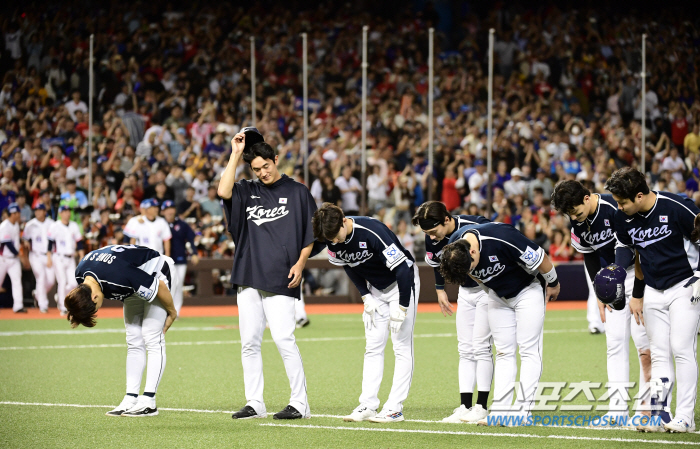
left=629, top=296, right=644, bottom=326
left=436, top=289, right=453, bottom=317
left=362, top=294, right=378, bottom=330
left=389, top=301, right=407, bottom=334
left=683, top=273, right=700, bottom=303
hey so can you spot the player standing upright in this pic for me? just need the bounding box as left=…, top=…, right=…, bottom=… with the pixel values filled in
left=412, top=201, right=493, bottom=423
left=439, top=222, right=560, bottom=426
left=64, top=244, right=178, bottom=417
left=48, top=205, right=85, bottom=316
left=160, top=200, right=198, bottom=316
left=313, top=203, right=420, bottom=423
left=0, top=203, right=25, bottom=313
left=551, top=180, right=651, bottom=425
left=124, top=199, right=172, bottom=256
left=218, top=128, right=316, bottom=420
left=22, top=203, right=55, bottom=313
left=606, top=167, right=700, bottom=433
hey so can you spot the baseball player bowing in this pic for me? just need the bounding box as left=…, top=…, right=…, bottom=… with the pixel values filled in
left=124, top=199, right=172, bottom=256
left=439, top=222, right=560, bottom=426
left=64, top=244, right=178, bottom=417
left=606, top=167, right=700, bottom=433
left=0, top=203, right=25, bottom=313
left=48, top=205, right=85, bottom=316
left=22, top=203, right=55, bottom=313
left=551, top=180, right=651, bottom=426
left=412, top=201, right=493, bottom=424
left=218, top=127, right=316, bottom=420
left=313, top=203, right=420, bottom=423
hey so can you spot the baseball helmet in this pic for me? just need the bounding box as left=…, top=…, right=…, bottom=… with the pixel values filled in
left=594, top=264, right=626, bottom=311
left=241, top=127, right=264, bottom=154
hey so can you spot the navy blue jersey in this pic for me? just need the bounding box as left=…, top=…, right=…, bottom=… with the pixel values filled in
left=75, top=245, right=165, bottom=302
left=569, top=194, right=619, bottom=265
left=449, top=222, right=545, bottom=299
left=222, top=174, right=316, bottom=298
left=326, top=216, right=415, bottom=307
left=614, top=191, right=700, bottom=290
left=424, top=215, right=490, bottom=289
left=168, top=217, right=195, bottom=265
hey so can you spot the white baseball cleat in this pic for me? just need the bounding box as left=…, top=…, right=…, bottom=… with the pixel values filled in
left=343, top=405, right=377, bottom=422
left=636, top=414, right=670, bottom=432
left=105, top=395, right=137, bottom=417
left=442, top=405, right=470, bottom=423
left=461, top=404, right=489, bottom=423
left=665, top=417, right=695, bottom=433
left=121, top=395, right=158, bottom=417
left=368, top=409, right=405, bottom=423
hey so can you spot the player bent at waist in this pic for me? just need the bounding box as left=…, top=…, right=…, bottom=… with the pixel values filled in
left=65, top=245, right=178, bottom=417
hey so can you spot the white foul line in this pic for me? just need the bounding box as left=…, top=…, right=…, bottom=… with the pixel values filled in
left=260, top=424, right=700, bottom=445
left=0, top=329, right=587, bottom=351
left=0, top=326, right=238, bottom=337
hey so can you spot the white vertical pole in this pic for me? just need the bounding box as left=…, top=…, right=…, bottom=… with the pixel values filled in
left=487, top=29, right=494, bottom=217
left=361, top=26, right=368, bottom=216
left=88, top=34, right=94, bottom=204
left=302, top=33, right=309, bottom=186
left=428, top=28, right=434, bottom=202
left=250, top=36, right=256, bottom=127
left=641, top=34, right=646, bottom=175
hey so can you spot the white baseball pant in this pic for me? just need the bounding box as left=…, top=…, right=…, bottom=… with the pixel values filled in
left=359, top=264, right=420, bottom=412
left=488, top=280, right=545, bottom=416
left=643, top=278, right=700, bottom=427
left=0, top=256, right=23, bottom=312
left=603, top=267, right=651, bottom=415
left=124, top=256, right=176, bottom=395
left=586, top=270, right=605, bottom=332
left=173, top=263, right=187, bottom=315
left=457, top=286, right=493, bottom=394
left=295, top=284, right=308, bottom=322
left=238, top=286, right=309, bottom=417
left=53, top=255, right=77, bottom=314
left=29, top=252, right=55, bottom=311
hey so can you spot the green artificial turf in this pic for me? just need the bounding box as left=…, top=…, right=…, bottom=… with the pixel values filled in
left=0, top=310, right=698, bottom=448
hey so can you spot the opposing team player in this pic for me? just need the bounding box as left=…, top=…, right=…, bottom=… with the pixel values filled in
left=64, top=244, right=178, bottom=417
left=0, top=203, right=25, bottom=313
left=124, top=199, right=172, bottom=256
left=412, top=201, right=493, bottom=423
left=48, top=205, right=84, bottom=315
left=218, top=128, right=316, bottom=420
left=606, top=167, right=700, bottom=433
left=439, top=222, right=559, bottom=425
left=161, top=200, right=198, bottom=316
left=551, top=180, right=650, bottom=425
left=22, top=204, right=55, bottom=313
left=313, top=203, right=419, bottom=423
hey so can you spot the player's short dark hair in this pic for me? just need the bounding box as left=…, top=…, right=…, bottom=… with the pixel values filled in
left=64, top=284, right=97, bottom=328
left=411, top=201, right=450, bottom=230
left=604, top=167, right=650, bottom=201
left=551, top=180, right=590, bottom=215
left=312, top=203, right=344, bottom=241
left=439, top=239, right=474, bottom=286
left=243, top=142, right=277, bottom=164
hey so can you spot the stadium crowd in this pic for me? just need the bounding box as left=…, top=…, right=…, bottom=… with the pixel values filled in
left=0, top=1, right=699, bottom=285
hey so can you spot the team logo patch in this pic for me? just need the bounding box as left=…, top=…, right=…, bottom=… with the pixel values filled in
left=426, top=252, right=433, bottom=259
left=174, top=225, right=180, bottom=231
left=660, top=216, right=668, bottom=223
left=250, top=195, right=261, bottom=199
left=489, top=255, right=498, bottom=262
left=327, top=249, right=336, bottom=258
left=519, top=245, right=541, bottom=268
left=279, top=198, right=287, bottom=204
left=382, top=243, right=404, bottom=267
left=604, top=219, right=610, bottom=226
left=359, top=242, right=367, bottom=248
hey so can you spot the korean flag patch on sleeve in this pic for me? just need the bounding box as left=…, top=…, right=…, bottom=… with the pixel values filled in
left=519, top=245, right=543, bottom=271
left=383, top=243, right=407, bottom=270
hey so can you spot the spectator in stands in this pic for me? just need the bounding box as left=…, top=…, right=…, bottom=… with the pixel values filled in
left=200, top=186, right=223, bottom=217
left=335, top=165, right=362, bottom=216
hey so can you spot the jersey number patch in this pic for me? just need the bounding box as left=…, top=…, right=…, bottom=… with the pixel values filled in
left=111, top=244, right=138, bottom=252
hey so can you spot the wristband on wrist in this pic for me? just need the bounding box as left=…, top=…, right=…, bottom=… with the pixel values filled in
left=632, top=277, right=645, bottom=298
left=542, top=267, right=558, bottom=286
left=435, top=284, right=445, bottom=290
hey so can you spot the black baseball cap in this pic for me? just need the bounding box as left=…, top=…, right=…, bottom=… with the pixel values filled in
left=241, top=127, right=264, bottom=153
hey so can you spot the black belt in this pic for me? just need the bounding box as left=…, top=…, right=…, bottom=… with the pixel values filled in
left=59, top=254, right=75, bottom=258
